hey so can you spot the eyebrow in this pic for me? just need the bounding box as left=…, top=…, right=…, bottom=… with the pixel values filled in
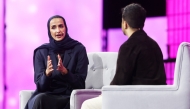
left=50, top=25, right=56, bottom=27
left=51, top=24, right=64, bottom=26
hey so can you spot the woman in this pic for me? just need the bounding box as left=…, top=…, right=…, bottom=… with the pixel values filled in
left=25, top=15, right=89, bottom=109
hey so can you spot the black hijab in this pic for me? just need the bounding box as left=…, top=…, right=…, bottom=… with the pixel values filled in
left=34, top=15, right=81, bottom=53
left=33, top=15, right=81, bottom=70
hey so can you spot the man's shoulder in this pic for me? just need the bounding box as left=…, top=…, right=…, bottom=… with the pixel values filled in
left=119, top=34, right=156, bottom=51
left=120, top=38, right=137, bottom=49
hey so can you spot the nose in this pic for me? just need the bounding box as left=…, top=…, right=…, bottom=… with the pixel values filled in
left=56, top=27, right=61, bottom=33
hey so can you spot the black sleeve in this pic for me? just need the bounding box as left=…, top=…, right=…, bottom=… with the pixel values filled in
left=110, top=44, right=137, bottom=85
left=34, top=49, right=51, bottom=91
left=61, top=46, right=89, bottom=89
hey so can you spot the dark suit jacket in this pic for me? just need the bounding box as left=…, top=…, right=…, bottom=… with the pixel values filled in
left=111, top=30, right=166, bottom=85
left=33, top=44, right=88, bottom=95
left=25, top=44, right=88, bottom=109
left=25, top=45, right=88, bottom=99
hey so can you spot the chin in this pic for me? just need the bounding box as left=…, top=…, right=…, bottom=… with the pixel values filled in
left=55, top=38, right=64, bottom=41
left=53, top=35, right=65, bottom=41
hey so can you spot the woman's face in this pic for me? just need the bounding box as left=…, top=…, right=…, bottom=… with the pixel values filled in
left=49, top=18, right=66, bottom=41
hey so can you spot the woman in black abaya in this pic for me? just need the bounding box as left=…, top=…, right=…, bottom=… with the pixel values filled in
left=25, top=15, right=89, bottom=109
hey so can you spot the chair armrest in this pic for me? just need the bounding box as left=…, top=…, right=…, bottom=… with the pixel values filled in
left=70, top=89, right=101, bottom=109
left=101, top=85, right=185, bottom=109
left=102, top=85, right=177, bottom=91
left=19, top=90, right=34, bottom=109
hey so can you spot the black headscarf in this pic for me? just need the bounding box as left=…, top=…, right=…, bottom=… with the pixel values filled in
left=34, top=15, right=81, bottom=53
left=33, top=15, right=81, bottom=70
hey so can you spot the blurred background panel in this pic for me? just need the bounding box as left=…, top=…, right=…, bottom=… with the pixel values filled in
left=103, top=0, right=166, bottom=29
left=0, top=0, right=5, bottom=109
left=102, top=0, right=166, bottom=52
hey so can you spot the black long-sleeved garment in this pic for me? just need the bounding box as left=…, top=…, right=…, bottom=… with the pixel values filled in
left=25, top=44, right=88, bottom=109
left=34, top=44, right=88, bottom=94
left=111, top=30, right=166, bottom=85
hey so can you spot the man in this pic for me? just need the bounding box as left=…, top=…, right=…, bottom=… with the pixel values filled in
left=81, top=3, right=166, bottom=109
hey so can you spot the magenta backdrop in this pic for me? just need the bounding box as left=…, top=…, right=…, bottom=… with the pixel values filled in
left=167, top=0, right=190, bottom=58
left=5, top=0, right=102, bottom=109
left=165, top=0, right=190, bottom=85
left=0, top=0, right=4, bottom=108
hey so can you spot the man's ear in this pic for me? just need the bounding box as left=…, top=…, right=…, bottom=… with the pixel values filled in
left=124, top=21, right=129, bottom=29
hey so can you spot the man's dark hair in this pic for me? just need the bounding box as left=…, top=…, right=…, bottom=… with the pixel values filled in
left=122, top=3, right=146, bottom=29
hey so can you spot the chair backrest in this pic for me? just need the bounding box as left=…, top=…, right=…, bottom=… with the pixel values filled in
left=153, top=42, right=190, bottom=109
left=173, top=42, right=190, bottom=90
left=85, top=52, right=118, bottom=89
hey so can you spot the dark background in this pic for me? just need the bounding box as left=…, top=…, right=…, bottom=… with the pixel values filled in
left=103, top=0, right=166, bottom=29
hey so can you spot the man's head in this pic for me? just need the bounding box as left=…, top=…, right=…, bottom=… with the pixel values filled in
left=121, top=3, right=146, bottom=35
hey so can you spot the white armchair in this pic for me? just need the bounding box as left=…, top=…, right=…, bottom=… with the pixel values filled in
left=19, top=90, right=34, bottom=109
left=102, top=42, right=190, bottom=109
left=70, top=52, right=117, bottom=109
